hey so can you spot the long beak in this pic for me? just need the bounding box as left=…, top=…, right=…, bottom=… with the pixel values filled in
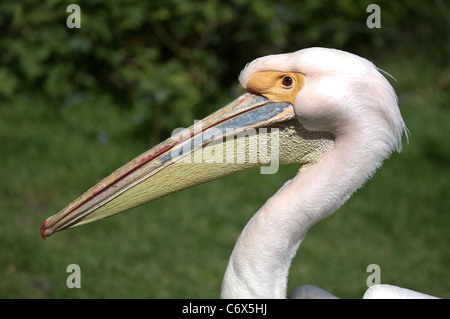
left=41, top=92, right=333, bottom=238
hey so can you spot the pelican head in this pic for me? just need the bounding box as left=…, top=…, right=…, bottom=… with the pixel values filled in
left=240, top=48, right=405, bottom=151
left=41, top=48, right=407, bottom=298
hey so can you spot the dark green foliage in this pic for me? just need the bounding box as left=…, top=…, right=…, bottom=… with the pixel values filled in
left=1, top=0, right=448, bottom=139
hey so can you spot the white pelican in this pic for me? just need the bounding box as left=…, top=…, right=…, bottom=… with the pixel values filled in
left=41, top=47, right=437, bottom=298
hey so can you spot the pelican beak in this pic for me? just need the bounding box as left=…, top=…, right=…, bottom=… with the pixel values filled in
left=41, top=92, right=333, bottom=239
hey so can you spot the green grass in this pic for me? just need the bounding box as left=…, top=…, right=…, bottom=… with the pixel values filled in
left=1, top=52, right=449, bottom=299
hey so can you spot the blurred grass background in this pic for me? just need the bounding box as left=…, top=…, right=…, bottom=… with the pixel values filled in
left=0, top=0, right=449, bottom=298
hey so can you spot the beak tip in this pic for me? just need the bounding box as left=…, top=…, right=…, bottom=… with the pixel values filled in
left=40, top=219, right=54, bottom=240
left=40, top=220, right=47, bottom=240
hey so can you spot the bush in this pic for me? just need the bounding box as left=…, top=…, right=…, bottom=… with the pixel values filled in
left=1, top=0, right=447, bottom=139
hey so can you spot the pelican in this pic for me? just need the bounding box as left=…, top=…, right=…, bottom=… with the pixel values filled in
left=41, top=47, right=436, bottom=298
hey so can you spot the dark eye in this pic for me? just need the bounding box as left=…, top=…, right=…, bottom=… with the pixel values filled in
left=281, top=76, right=293, bottom=87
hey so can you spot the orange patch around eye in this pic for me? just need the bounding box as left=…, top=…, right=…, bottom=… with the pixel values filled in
left=246, top=71, right=304, bottom=104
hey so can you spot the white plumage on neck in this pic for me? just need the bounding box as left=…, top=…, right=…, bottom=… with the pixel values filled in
left=221, top=48, right=408, bottom=298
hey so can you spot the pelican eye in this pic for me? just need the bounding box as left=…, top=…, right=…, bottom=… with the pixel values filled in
left=281, top=76, right=293, bottom=88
